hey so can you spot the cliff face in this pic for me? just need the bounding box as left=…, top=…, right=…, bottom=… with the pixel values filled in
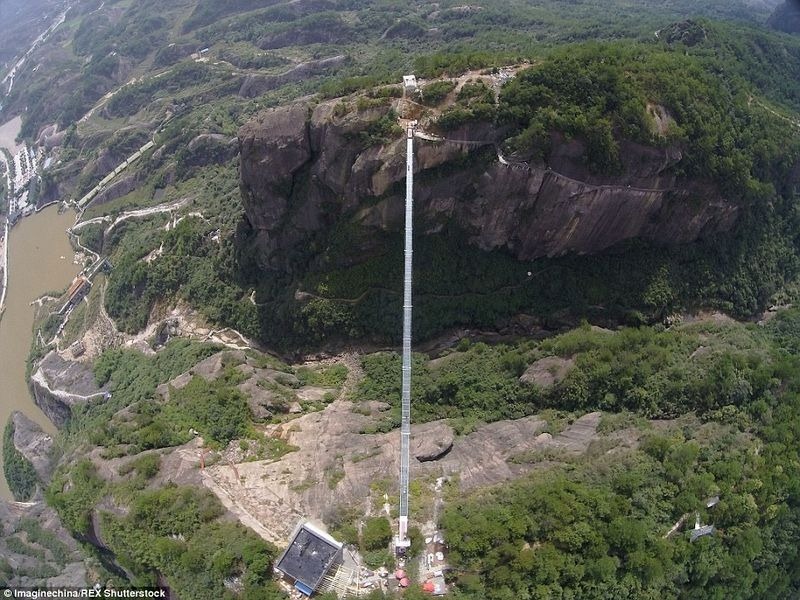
left=30, top=352, right=107, bottom=429
left=238, top=100, right=737, bottom=273
left=768, top=1, right=800, bottom=34
left=11, top=411, right=55, bottom=484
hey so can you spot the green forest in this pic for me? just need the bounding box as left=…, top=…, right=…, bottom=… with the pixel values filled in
left=42, top=341, right=293, bottom=596
left=46, top=309, right=800, bottom=598
left=440, top=436, right=799, bottom=597
left=353, top=312, right=800, bottom=598
left=46, top=458, right=284, bottom=599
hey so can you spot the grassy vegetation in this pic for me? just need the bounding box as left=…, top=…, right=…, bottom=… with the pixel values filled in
left=59, top=274, right=105, bottom=348
left=355, top=346, right=530, bottom=430
left=104, top=212, right=257, bottom=336
left=15, top=518, right=72, bottom=566
left=92, top=158, right=259, bottom=338
left=435, top=79, right=497, bottom=130
left=66, top=340, right=219, bottom=451
left=46, top=458, right=106, bottom=535
left=99, top=483, right=283, bottom=598
left=295, top=363, right=348, bottom=388
left=499, top=39, right=800, bottom=186
left=6, top=536, right=46, bottom=561
left=166, top=370, right=250, bottom=447
left=88, top=346, right=302, bottom=455
left=419, top=80, right=455, bottom=106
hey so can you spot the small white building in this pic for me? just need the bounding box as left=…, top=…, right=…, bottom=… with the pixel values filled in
left=403, top=75, right=417, bottom=93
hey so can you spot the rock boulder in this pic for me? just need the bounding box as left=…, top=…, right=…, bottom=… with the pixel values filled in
left=520, top=356, right=575, bottom=388
left=0, top=499, right=88, bottom=588
left=413, top=422, right=454, bottom=462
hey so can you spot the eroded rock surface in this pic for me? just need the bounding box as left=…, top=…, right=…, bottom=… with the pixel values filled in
left=238, top=100, right=738, bottom=274
left=154, top=350, right=333, bottom=421
left=238, top=55, right=348, bottom=98
left=30, top=351, right=108, bottom=428
left=413, top=422, right=454, bottom=462
left=10, top=411, right=55, bottom=483
left=201, top=398, right=603, bottom=543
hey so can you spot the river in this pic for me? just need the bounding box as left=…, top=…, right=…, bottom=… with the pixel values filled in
left=0, top=206, right=77, bottom=499
left=0, top=116, right=23, bottom=155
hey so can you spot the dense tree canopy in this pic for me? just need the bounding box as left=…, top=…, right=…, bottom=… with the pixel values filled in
left=437, top=312, right=800, bottom=599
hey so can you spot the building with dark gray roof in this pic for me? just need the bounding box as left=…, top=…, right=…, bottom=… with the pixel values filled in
left=690, top=524, right=716, bottom=542
left=275, top=522, right=343, bottom=596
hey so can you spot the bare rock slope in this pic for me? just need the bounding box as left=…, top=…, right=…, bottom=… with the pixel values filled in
left=10, top=411, right=55, bottom=484
left=30, top=351, right=108, bottom=428
left=202, top=393, right=603, bottom=543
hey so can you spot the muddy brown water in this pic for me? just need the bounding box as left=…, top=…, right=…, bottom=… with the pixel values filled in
left=0, top=206, right=77, bottom=499
left=0, top=116, right=24, bottom=155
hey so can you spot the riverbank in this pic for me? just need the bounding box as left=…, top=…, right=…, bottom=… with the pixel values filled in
left=0, top=114, right=42, bottom=218
left=0, top=115, right=23, bottom=155
left=0, top=206, right=77, bottom=499
left=0, top=218, right=8, bottom=312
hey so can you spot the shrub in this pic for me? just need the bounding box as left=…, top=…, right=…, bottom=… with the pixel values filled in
left=421, top=80, right=456, bottom=106
left=362, top=516, right=393, bottom=551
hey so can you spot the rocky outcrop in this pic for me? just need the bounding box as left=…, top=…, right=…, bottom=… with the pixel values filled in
left=418, top=163, right=736, bottom=258
left=90, top=172, right=143, bottom=207
left=519, top=356, right=575, bottom=388
left=256, top=20, right=351, bottom=50
left=183, top=134, right=238, bottom=167
left=660, top=20, right=707, bottom=46
left=154, top=350, right=327, bottom=421
left=239, top=104, right=314, bottom=271
left=35, top=123, right=66, bottom=148
left=200, top=400, right=606, bottom=541
left=413, top=422, right=454, bottom=461
left=238, top=99, right=738, bottom=273
left=153, top=42, right=196, bottom=67
left=30, top=351, right=108, bottom=428
left=10, top=412, right=55, bottom=483
left=0, top=499, right=88, bottom=588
